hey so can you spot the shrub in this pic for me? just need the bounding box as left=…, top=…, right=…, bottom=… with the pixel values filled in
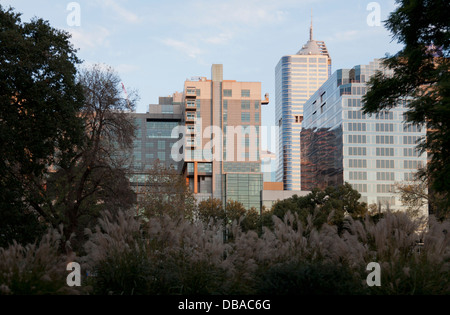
left=0, top=228, right=79, bottom=295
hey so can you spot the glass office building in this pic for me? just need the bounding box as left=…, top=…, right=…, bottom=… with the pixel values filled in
left=301, top=59, right=428, bottom=214
left=275, top=21, right=331, bottom=190
left=127, top=98, right=183, bottom=201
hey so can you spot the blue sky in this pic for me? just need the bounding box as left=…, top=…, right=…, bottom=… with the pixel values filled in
left=1, top=0, right=403, bottom=128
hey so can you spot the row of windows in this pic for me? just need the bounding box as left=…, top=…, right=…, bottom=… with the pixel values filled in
left=347, top=159, right=425, bottom=170
left=404, top=160, right=425, bottom=169
left=377, top=172, right=395, bottom=181
left=377, top=184, right=395, bottom=193
left=376, top=148, right=395, bottom=157
left=351, top=172, right=414, bottom=182
left=241, top=113, right=260, bottom=123
left=349, top=171, right=367, bottom=181
left=404, top=148, right=420, bottom=157
left=224, top=100, right=260, bottom=110
left=376, top=160, right=395, bottom=169
left=403, top=124, right=422, bottom=133
left=352, top=183, right=368, bottom=193
left=346, top=136, right=424, bottom=145
left=348, top=135, right=367, bottom=144
left=403, top=136, right=423, bottom=145
left=346, top=110, right=396, bottom=120
left=349, top=159, right=367, bottom=168
left=223, top=89, right=252, bottom=98
left=343, top=122, right=424, bottom=133
left=347, top=99, right=362, bottom=107
left=376, top=123, right=394, bottom=132
left=347, top=147, right=422, bottom=158
left=347, top=111, right=367, bottom=120
left=376, top=135, right=394, bottom=145
left=349, top=147, right=367, bottom=156
left=348, top=122, right=367, bottom=132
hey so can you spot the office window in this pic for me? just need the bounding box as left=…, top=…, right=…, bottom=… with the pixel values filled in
left=403, top=124, right=422, bottom=133
left=376, top=160, right=395, bottom=169
left=377, top=172, right=395, bottom=181
left=376, top=148, right=395, bottom=157
left=223, top=89, right=232, bottom=97
left=157, top=152, right=165, bottom=161
left=158, top=141, right=165, bottom=150
left=255, top=101, right=260, bottom=110
left=348, top=147, right=367, bottom=156
left=241, top=113, right=251, bottom=123
left=348, top=123, right=367, bottom=132
left=255, top=113, right=260, bottom=123
left=241, top=90, right=250, bottom=97
left=403, top=136, right=422, bottom=145
left=352, top=183, right=367, bottom=193
left=348, top=135, right=367, bottom=144
left=404, top=148, right=420, bottom=157
left=349, top=171, right=367, bottom=180
left=376, top=135, right=394, bottom=145
left=375, top=111, right=394, bottom=120
left=347, top=111, right=366, bottom=120
left=148, top=121, right=179, bottom=138
left=241, top=100, right=251, bottom=110
left=377, top=184, right=395, bottom=193
left=376, top=123, right=394, bottom=132
left=347, top=99, right=362, bottom=107
left=349, top=159, right=367, bottom=168
left=404, top=160, right=424, bottom=169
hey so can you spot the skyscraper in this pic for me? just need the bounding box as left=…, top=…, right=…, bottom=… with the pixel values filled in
left=275, top=19, right=331, bottom=190
left=301, top=59, right=428, bottom=215
left=182, top=65, right=267, bottom=210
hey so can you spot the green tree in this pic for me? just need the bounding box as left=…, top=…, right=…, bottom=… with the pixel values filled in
left=41, top=65, right=138, bottom=252
left=0, top=6, right=85, bottom=246
left=141, top=160, right=196, bottom=221
left=361, top=0, right=450, bottom=205
left=197, top=198, right=259, bottom=232
left=272, top=183, right=368, bottom=231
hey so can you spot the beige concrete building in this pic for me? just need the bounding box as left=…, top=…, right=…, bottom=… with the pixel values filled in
left=182, top=64, right=268, bottom=210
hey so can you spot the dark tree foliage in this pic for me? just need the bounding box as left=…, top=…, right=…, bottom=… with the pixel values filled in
left=0, top=5, right=85, bottom=246
left=271, top=183, right=368, bottom=231
left=361, top=0, right=450, bottom=204
left=43, top=65, right=138, bottom=252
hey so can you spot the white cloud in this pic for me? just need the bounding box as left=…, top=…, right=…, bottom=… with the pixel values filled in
left=98, top=0, right=141, bottom=24
left=204, top=32, right=234, bottom=45
left=160, top=38, right=205, bottom=59
left=69, top=26, right=111, bottom=50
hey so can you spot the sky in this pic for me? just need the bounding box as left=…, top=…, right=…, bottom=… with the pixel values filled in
left=1, top=0, right=403, bottom=129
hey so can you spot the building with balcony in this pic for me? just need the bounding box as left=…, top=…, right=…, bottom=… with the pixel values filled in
left=182, top=64, right=269, bottom=210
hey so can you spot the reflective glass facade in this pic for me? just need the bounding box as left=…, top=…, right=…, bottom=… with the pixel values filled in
left=275, top=53, right=331, bottom=190
left=301, top=59, right=428, bottom=213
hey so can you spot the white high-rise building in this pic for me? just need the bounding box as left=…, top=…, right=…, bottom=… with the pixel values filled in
left=301, top=59, right=428, bottom=216
left=275, top=19, right=331, bottom=190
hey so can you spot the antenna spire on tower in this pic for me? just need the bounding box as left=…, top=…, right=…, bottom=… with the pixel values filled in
left=310, top=9, right=313, bottom=41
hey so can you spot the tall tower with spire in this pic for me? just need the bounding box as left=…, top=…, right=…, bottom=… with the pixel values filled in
left=275, top=15, right=332, bottom=190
